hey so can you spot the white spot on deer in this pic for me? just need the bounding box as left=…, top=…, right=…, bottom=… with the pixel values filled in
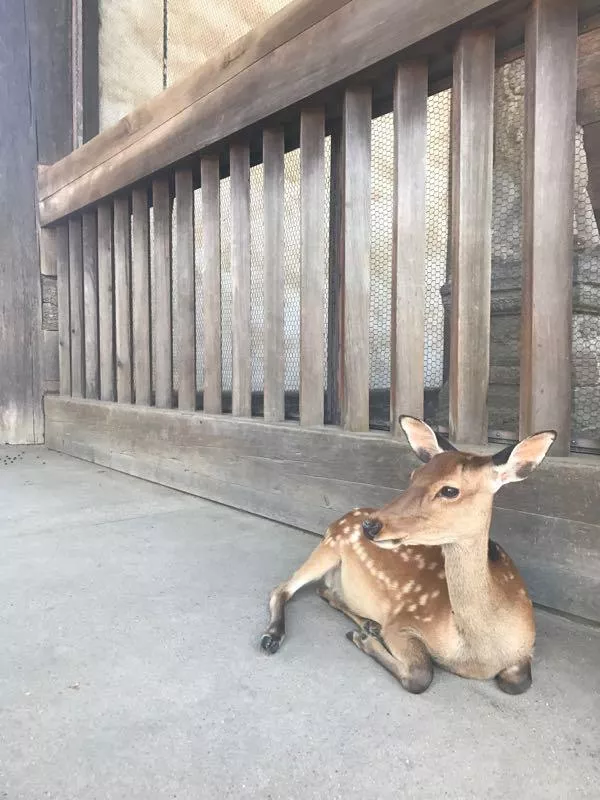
left=414, top=584, right=422, bottom=592
left=340, top=518, right=348, bottom=525
left=390, top=581, right=399, bottom=590
left=349, top=530, right=360, bottom=543
left=519, top=588, right=527, bottom=597
left=508, top=573, right=515, bottom=580
left=431, top=589, right=440, bottom=599
left=343, top=526, right=351, bottom=534
left=394, top=602, right=405, bottom=615
left=422, top=616, right=433, bottom=623
left=427, top=562, right=438, bottom=571
left=406, top=547, right=413, bottom=555
left=352, top=511, right=362, bottom=517
left=419, top=593, right=429, bottom=606
left=416, top=556, right=426, bottom=570
left=408, top=603, right=417, bottom=612
left=437, top=570, right=445, bottom=580
left=400, top=551, right=410, bottom=562
left=366, top=559, right=374, bottom=570
left=414, top=614, right=421, bottom=621
left=402, top=580, right=415, bottom=595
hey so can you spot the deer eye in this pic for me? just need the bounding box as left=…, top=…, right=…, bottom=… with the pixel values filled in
left=437, top=486, right=460, bottom=499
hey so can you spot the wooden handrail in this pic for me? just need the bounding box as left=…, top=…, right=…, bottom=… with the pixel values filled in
left=38, top=0, right=528, bottom=226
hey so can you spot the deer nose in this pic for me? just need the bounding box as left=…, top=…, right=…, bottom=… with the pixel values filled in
left=362, top=519, right=383, bottom=540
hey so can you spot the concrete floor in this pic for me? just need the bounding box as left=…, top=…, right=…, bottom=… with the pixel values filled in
left=0, top=447, right=599, bottom=800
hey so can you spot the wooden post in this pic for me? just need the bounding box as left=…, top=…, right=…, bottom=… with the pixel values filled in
left=201, top=155, right=222, bottom=414
left=230, top=143, right=251, bottom=417
left=82, top=210, right=99, bottom=398
left=114, top=194, right=132, bottom=403
left=97, top=202, right=115, bottom=401
left=342, top=86, right=371, bottom=432
left=153, top=177, right=173, bottom=408
left=56, top=223, right=71, bottom=396
left=521, top=0, right=577, bottom=456
left=449, top=30, right=495, bottom=444
left=300, top=108, right=326, bottom=426
left=326, top=122, right=343, bottom=427
left=390, top=61, right=428, bottom=433
left=68, top=216, right=85, bottom=397
left=175, top=168, right=196, bottom=411
left=131, top=187, right=152, bottom=406
left=263, top=128, right=285, bottom=423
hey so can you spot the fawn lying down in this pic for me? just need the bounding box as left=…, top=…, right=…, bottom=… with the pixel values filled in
left=260, top=416, right=555, bottom=694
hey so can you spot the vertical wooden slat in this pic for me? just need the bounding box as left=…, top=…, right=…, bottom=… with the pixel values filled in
left=56, top=223, right=71, bottom=396
left=521, top=0, right=577, bottom=456
left=230, top=143, right=251, bottom=417
left=153, top=177, right=173, bottom=408
left=326, top=122, right=343, bottom=426
left=82, top=210, right=99, bottom=398
left=175, top=168, right=196, bottom=410
left=342, top=86, right=371, bottom=432
left=114, top=194, right=132, bottom=403
left=300, top=108, right=326, bottom=426
left=201, top=155, right=222, bottom=414
left=391, top=62, right=428, bottom=433
left=449, top=30, right=495, bottom=444
left=263, top=128, right=285, bottom=423
left=97, top=202, right=115, bottom=401
left=131, top=187, right=152, bottom=406
left=68, top=216, right=85, bottom=397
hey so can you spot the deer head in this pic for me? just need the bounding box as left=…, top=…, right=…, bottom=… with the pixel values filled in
left=362, top=416, right=556, bottom=549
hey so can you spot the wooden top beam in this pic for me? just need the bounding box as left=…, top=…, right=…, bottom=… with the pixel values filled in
left=38, top=0, right=531, bottom=225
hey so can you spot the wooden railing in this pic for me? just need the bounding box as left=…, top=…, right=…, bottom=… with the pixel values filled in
left=40, top=0, right=591, bottom=457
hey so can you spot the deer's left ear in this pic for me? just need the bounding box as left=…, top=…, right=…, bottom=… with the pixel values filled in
left=491, top=431, right=556, bottom=491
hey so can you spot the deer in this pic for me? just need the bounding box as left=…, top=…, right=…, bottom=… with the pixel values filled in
left=260, top=416, right=556, bottom=695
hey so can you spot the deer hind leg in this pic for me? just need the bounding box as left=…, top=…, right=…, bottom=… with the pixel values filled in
left=347, top=627, right=434, bottom=694
left=495, top=658, right=532, bottom=695
left=317, top=571, right=380, bottom=636
left=260, top=539, right=340, bottom=655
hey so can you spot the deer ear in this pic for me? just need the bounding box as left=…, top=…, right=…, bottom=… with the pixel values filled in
left=399, top=416, right=455, bottom=463
left=492, top=431, right=556, bottom=490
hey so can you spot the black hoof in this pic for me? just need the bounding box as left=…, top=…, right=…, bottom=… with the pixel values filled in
left=260, top=632, right=282, bottom=654
left=363, top=619, right=382, bottom=637
left=345, top=631, right=356, bottom=642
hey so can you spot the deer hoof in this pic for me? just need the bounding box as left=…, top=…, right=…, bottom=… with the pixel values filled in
left=362, top=619, right=382, bottom=637
left=260, top=632, right=282, bottom=654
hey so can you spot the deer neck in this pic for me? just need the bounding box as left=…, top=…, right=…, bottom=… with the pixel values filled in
left=441, top=517, right=496, bottom=631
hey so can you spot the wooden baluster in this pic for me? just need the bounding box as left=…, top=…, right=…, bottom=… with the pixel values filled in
left=263, top=128, right=285, bottom=423
left=175, top=168, right=196, bottom=411
left=230, top=143, right=251, bottom=417
left=521, top=0, right=577, bottom=456
left=82, top=210, right=99, bottom=399
left=342, top=86, right=371, bottom=432
left=56, top=223, right=71, bottom=396
left=68, top=217, right=85, bottom=398
left=390, top=62, right=428, bottom=432
left=300, top=108, right=326, bottom=426
left=153, top=176, right=173, bottom=408
left=449, top=30, right=495, bottom=444
left=201, top=155, right=222, bottom=414
left=97, top=202, right=115, bottom=401
left=132, top=187, right=152, bottom=406
left=326, top=122, right=343, bottom=427
left=114, top=194, right=132, bottom=403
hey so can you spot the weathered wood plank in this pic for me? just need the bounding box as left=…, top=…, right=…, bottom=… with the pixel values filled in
left=39, top=0, right=525, bottom=224
left=342, top=86, right=371, bottom=432
left=97, top=202, right=115, bottom=401
left=68, top=217, right=85, bottom=398
left=113, top=194, right=132, bottom=403
left=326, top=122, right=343, bottom=426
left=82, top=210, right=99, bottom=398
left=175, top=168, right=196, bottom=411
left=299, top=108, right=326, bottom=426
left=449, top=30, right=495, bottom=444
left=131, top=187, right=152, bottom=406
left=263, top=128, right=285, bottom=423
left=521, top=0, right=577, bottom=456
left=56, top=224, right=71, bottom=396
left=153, top=177, right=173, bottom=409
left=390, top=62, right=428, bottom=432
left=230, top=143, right=251, bottom=417
left=45, top=395, right=600, bottom=623
left=201, top=156, right=222, bottom=414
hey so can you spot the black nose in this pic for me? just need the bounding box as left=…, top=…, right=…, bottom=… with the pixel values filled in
left=362, top=519, right=383, bottom=540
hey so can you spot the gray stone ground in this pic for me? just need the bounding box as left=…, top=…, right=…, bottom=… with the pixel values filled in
left=0, top=447, right=599, bottom=800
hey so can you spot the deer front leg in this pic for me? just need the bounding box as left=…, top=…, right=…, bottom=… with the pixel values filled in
left=260, top=538, right=340, bottom=654
left=347, top=628, right=434, bottom=694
